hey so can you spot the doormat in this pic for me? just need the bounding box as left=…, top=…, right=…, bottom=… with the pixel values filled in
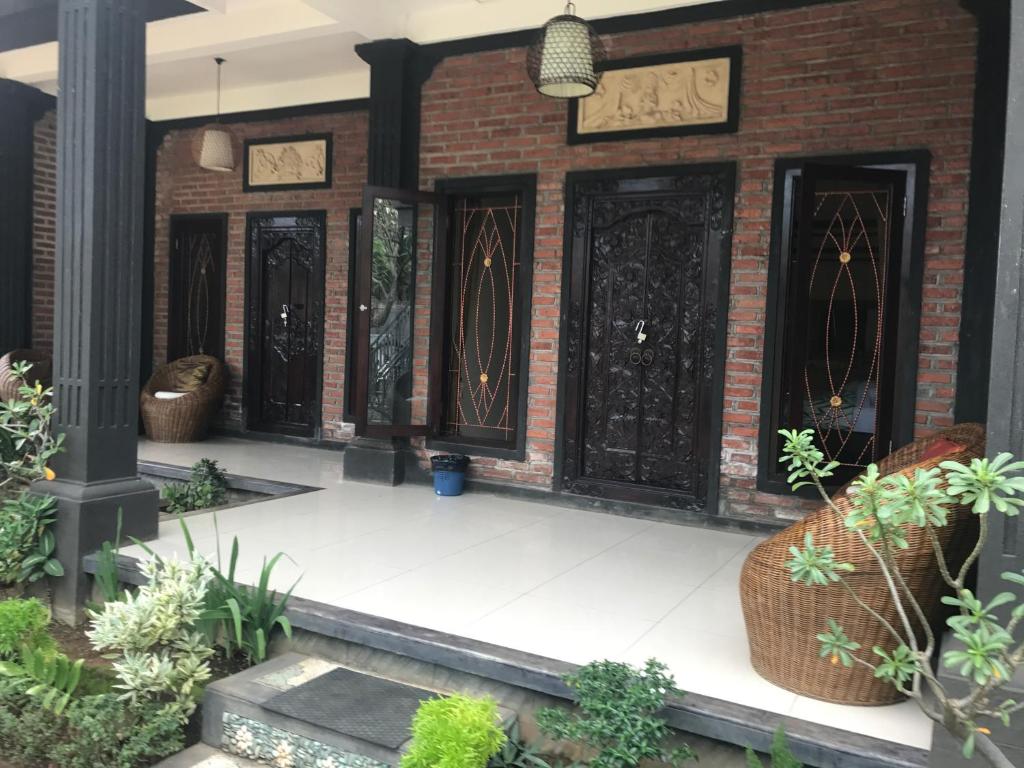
left=262, top=667, right=438, bottom=749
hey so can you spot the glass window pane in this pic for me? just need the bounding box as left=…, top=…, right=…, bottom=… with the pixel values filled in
left=365, top=196, right=434, bottom=428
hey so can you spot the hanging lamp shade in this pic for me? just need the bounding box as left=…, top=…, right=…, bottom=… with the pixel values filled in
left=198, top=57, right=235, bottom=172
left=199, top=128, right=234, bottom=172
left=527, top=2, right=606, bottom=99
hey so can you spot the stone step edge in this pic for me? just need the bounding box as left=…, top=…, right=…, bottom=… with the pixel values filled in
left=154, top=742, right=262, bottom=768
left=202, top=652, right=515, bottom=768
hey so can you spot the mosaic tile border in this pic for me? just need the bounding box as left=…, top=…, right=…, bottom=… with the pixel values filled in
left=223, top=712, right=394, bottom=768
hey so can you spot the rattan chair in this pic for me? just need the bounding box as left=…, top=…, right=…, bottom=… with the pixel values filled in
left=0, top=349, right=52, bottom=403
left=740, top=423, right=986, bottom=705
left=140, top=355, right=226, bottom=443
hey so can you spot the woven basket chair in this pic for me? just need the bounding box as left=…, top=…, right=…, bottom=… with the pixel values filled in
left=140, top=355, right=226, bottom=443
left=740, top=423, right=986, bottom=705
left=0, top=349, right=52, bottom=403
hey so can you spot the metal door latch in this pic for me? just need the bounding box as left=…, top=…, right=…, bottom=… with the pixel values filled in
left=635, top=320, right=647, bottom=344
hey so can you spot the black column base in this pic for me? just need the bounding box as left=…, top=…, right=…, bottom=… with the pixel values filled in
left=36, top=476, right=158, bottom=624
left=343, top=437, right=406, bottom=485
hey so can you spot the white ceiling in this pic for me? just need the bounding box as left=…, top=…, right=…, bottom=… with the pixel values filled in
left=0, top=0, right=722, bottom=120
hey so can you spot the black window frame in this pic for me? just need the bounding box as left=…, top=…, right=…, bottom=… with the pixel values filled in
left=426, top=174, right=537, bottom=462
left=757, top=150, right=931, bottom=496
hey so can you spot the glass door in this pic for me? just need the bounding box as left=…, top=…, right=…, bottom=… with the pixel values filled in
left=354, top=186, right=445, bottom=437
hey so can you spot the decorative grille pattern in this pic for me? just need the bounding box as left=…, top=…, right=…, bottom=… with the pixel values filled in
left=801, top=186, right=892, bottom=470
left=443, top=195, right=522, bottom=446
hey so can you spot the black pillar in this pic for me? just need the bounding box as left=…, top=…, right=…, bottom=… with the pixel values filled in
left=342, top=39, right=433, bottom=485
left=931, top=1, right=1023, bottom=763
left=38, top=0, right=158, bottom=623
left=0, top=79, right=48, bottom=354
left=954, top=0, right=1009, bottom=423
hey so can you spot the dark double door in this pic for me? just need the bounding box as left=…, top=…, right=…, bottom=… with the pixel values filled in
left=560, top=166, right=734, bottom=512
left=245, top=212, right=326, bottom=437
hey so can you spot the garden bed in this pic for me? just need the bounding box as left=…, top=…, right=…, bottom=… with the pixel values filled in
left=138, top=460, right=316, bottom=520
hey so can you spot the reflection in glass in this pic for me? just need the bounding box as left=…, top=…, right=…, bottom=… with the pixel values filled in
left=368, top=198, right=415, bottom=425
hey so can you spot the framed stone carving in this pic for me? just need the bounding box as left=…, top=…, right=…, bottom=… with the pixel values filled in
left=243, top=133, right=332, bottom=191
left=567, top=47, right=741, bottom=145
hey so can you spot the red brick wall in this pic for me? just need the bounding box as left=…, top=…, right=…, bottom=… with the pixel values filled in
left=153, top=110, right=368, bottom=439
left=416, top=0, right=977, bottom=519
left=31, top=110, right=56, bottom=353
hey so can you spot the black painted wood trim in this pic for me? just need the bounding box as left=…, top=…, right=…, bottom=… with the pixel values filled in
left=0, top=79, right=46, bottom=353
left=426, top=174, right=538, bottom=462
left=416, top=0, right=853, bottom=62
left=756, top=150, right=931, bottom=497
left=148, top=98, right=369, bottom=143
left=344, top=206, right=361, bottom=424
left=954, top=0, right=1009, bottom=424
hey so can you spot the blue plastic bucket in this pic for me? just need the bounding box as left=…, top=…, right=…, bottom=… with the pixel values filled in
left=431, top=454, right=469, bottom=496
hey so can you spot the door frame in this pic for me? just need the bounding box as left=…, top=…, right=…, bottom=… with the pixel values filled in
left=167, top=212, right=228, bottom=362
left=756, top=150, right=931, bottom=496
left=354, top=186, right=447, bottom=439
left=553, top=163, right=736, bottom=515
left=242, top=209, right=328, bottom=439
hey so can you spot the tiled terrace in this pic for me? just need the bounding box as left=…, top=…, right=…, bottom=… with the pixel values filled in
left=123, top=437, right=933, bottom=752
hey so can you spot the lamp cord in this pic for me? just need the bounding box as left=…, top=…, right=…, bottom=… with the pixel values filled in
left=214, top=57, right=225, bottom=123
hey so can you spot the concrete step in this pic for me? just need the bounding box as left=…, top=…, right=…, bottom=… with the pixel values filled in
left=200, top=652, right=516, bottom=768
left=154, top=743, right=263, bottom=767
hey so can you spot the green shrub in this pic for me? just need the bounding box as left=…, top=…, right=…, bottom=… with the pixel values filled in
left=746, top=727, right=802, bottom=768
left=0, top=598, right=54, bottom=658
left=0, top=492, right=63, bottom=585
left=50, top=693, right=184, bottom=768
left=402, top=694, right=508, bottom=768
left=161, top=458, right=228, bottom=515
left=488, top=721, right=552, bottom=768
left=0, top=643, right=85, bottom=715
left=0, top=688, right=61, bottom=767
left=536, top=659, right=694, bottom=768
left=87, top=554, right=215, bottom=723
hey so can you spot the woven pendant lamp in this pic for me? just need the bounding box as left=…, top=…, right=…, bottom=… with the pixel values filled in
left=199, top=57, right=235, bottom=172
left=527, top=1, right=606, bottom=99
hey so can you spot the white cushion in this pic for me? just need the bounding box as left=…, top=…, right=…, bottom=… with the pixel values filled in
left=154, top=390, right=188, bottom=400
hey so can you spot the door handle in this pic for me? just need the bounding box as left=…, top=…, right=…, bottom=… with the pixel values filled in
left=359, top=304, right=368, bottom=312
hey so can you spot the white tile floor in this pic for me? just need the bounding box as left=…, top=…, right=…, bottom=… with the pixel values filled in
left=126, top=437, right=933, bottom=751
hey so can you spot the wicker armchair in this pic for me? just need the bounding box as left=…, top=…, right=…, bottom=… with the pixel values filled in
left=740, top=423, right=986, bottom=705
left=0, top=349, right=52, bottom=402
left=140, top=355, right=226, bottom=443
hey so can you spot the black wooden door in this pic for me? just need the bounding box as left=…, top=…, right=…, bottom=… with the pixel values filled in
left=168, top=214, right=227, bottom=362
left=245, top=212, right=326, bottom=437
left=560, top=166, right=734, bottom=512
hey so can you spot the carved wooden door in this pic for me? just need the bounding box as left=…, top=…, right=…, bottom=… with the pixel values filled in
left=168, top=214, right=226, bottom=362
left=245, top=212, right=326, bottom=437
left=560, top=167, right=734, bottom=511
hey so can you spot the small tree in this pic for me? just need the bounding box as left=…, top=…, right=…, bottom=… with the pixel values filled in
left=778, top=429, right=1023, bottom=768
left=0, top=360, right=64, bottom=496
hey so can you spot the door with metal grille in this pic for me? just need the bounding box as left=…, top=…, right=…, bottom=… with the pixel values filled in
left=244, top=211, right=326, bottom=437
left=168, top=214, right=227, bottom=362
left=783, top=164, right=907, bottom=484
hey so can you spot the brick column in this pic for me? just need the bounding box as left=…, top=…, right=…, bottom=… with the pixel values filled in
left=38, top=0, right=158, bottom=623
